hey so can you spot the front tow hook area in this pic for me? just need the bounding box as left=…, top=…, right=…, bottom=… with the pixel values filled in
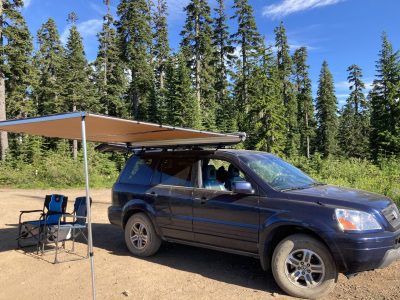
left=377, top=247, right=400, bottom=269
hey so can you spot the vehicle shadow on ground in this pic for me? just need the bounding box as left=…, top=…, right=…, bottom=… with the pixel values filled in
left=1, top=222, right=282, bottom=295
left=91, top=223, right=283, bottom=296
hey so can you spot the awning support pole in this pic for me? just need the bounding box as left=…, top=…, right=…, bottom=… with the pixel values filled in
left=81, top=116, right=96, bottom=300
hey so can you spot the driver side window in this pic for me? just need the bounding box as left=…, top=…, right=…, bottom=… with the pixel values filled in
left=201, top=158, right=246, bottom=191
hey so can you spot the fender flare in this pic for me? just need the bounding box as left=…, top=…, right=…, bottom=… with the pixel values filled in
left=121, top=199, right=162, bottom=236
left=258, top=217, right=339, bottom=271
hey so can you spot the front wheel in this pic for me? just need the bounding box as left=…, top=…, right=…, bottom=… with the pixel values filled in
left=124, top=213, right=161, bottom=257
left=271, top=234, right=338, bottom=299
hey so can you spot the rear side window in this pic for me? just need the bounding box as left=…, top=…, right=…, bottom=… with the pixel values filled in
left=119, top=156, right=155, bottom=185
left=158, top=158, right=194, bottom=187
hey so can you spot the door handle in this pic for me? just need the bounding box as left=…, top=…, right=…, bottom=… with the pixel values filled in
left=145, top=191, right=158, bottom=197
left=194, top=197, right=207, bottom=204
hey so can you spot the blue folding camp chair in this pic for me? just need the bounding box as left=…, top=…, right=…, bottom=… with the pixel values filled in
left=51, top=196, right=92, bottom=263
left=18, top=194, right=68, bottom=251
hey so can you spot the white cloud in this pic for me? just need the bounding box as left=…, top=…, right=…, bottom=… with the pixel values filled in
left=61, top=19, right=103, bottom=45
left=336, top=79, right=374, bottom=91
left=335, top=79, right=374, bottom=106
left=166, top=0, right=190, bottom=21
left=263, top=0, right=343, bottom=19
left=23, top=0, right=32, bottom=8
left=90, top=2, right=107, bottom=16
left=335, top=80, right=350, bottom=90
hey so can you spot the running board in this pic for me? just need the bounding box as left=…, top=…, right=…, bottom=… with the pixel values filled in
left=165, top=237, right=260, bottom=259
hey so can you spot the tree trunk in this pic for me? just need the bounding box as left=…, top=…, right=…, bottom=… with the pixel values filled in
left=160, top=68, right=164, bottom=90
left=104, top=56, right=108, bottom=115
left=195, top=13, right=201, bottom=119
left=0, top=0, right=9, bottom=161
left=73, top=104, right=78, bottom=160
left=242, top=36, right=248, bottom=113
left=305, top=111, right=310, bottom=159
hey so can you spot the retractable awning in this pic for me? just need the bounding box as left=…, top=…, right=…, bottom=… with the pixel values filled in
left=0, top=111, right=246, bottom=300
left=0, top=111, right=245, bottom=147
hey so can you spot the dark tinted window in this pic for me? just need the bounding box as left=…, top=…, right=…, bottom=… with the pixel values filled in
left=159, top=158, right=194, bottom=187
left=119, top=156, right=155, bottom=185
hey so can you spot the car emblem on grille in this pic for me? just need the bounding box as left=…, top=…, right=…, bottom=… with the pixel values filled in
left=391, top=210, right=398, bottom=220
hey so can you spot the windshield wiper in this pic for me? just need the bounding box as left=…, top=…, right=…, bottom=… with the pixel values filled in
left=280, top=182, right=326, bottom=192
left=280, top=186, right=310, bottom=192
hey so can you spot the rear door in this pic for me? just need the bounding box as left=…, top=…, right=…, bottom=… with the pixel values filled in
left=151, top=157, right=195, bottom=241
left=192, top=156, right=259, bottom=253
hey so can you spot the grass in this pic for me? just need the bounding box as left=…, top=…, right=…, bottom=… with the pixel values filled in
left=289, top=155, right=400, bottom=205
left=1, top=149, right=399, bottom=205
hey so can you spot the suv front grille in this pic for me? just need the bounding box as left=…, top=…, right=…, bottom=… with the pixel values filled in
left=382, top=203, right=400, bottom=230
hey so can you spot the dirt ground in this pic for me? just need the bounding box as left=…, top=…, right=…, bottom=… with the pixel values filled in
left=0, top=188, right=399, bottom=300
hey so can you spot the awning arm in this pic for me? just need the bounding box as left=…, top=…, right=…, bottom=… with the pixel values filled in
left=81, top=115, right=96, bottom=300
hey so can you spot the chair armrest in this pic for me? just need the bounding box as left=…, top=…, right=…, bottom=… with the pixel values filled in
left=61, top=214, right=87, bottom=220
left=20, top=209, right=42, bottom=214
left=19, top=210, right=43, bottom=223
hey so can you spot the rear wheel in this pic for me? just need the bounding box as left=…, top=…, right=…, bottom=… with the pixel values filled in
left=271, top=234, right=337, bottom=299
left=124, top=213, right=161, bottom=257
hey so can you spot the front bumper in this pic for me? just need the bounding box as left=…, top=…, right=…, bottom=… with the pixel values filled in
left=325, top=229, right=400, bottom=274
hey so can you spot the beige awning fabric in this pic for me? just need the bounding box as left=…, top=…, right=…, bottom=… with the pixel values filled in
left=0, top=112, right=245, bottom=147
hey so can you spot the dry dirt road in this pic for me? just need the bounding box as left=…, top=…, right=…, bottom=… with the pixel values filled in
left=0, top=188, right=399, bottom=300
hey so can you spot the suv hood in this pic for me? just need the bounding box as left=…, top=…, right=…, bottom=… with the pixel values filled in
left=285, top=184, right=392, bottom=210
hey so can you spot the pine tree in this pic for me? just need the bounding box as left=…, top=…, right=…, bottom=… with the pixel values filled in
left=339, top=64, right=370, bottom=158
left=0, top=0, right=10, bottom=160
left=62, top=12, right=96, bottom=159
left=245, top=46, right=286, bottom=153
left=117, top=0, right=154, bottom=120
left=164, top=53, right=199, bottom=128
left=231, top=0, right=263, bottom=131
left=1, top=0, right=34, bottom=160
left=275, top=22, right=298, bottom=156
left=33, top=18, right=65, bottom=115
left=315, top=61, right=339, bottom=157
left=370, top=33, right=400, bottom=157
left=63, top=12, right=96, bottom=113
left=293, top=47, right=315, bottom=158
left=180, top=0, right=215, bottom=130
left=2, top=2, right=33, bottom=119
left=94, top=0, right=127, bottom=117
left=212, top=0, right=235, bottom=132
left=151, top=0, right=170, bottom=124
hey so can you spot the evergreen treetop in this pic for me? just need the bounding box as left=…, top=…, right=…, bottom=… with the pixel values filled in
left=315, top=61, right=339, bottom=157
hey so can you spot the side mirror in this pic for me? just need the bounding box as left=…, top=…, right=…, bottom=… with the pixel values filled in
left=231, top=181, right=254, bottom=194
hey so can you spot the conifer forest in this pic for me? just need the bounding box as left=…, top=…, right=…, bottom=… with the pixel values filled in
left=0, top=0, right=399, bottom=203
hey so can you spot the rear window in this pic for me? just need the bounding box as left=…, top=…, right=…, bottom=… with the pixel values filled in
left=157, top=158, right=194, bottom=187
left=119, top=156, right=155, bottom=185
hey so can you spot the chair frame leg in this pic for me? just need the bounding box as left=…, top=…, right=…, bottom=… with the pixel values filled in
left=54, top=226, right=59, bottom=264
left=72, top=227, right=76, bottom=253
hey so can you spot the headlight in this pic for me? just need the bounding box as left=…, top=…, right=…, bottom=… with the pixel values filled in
left=335, top=209, right=382, bottom=231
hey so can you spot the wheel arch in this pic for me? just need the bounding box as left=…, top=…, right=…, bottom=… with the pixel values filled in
left=260, top=224, right=333, bottom=271
left=122, top=200, right=162, bottom=236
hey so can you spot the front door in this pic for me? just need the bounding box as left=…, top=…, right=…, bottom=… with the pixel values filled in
left=193, top=157, right=259, bottom=253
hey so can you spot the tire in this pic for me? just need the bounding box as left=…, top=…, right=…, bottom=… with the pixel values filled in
left=271, top=234, right=338, bottom=299
left=124, top=213, right=161, bottom=257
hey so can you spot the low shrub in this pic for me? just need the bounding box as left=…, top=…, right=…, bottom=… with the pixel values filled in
left=289, top=155, right=400, bottom=204
left=1, top=145, right=399, bottom=205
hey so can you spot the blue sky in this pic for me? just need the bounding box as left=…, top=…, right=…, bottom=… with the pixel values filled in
left=21, top=0, right=400, bottom=106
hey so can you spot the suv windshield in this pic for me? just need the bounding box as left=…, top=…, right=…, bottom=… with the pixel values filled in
left=240, top=153, right=319, bottom=191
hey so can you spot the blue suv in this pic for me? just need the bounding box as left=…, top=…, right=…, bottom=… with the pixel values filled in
left=108, top=149, right=400, bottom=299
